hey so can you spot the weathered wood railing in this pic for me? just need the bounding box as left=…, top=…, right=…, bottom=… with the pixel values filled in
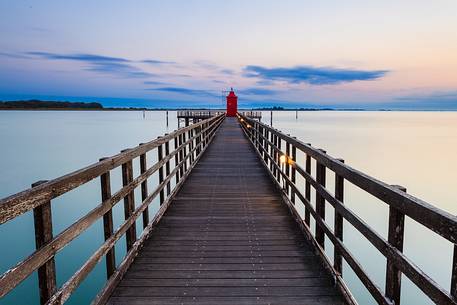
left=238, top=113, right=457, bottom=305
left=0, top=114, right=225, bottom=305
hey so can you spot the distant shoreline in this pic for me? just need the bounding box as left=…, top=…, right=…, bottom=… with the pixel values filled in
left=0, top=100, right=455, bottom=112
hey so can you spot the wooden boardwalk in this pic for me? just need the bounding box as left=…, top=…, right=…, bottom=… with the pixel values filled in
left=107, top=118, right=343, bottom=305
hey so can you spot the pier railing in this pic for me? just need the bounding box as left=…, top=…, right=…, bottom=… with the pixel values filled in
left=238, top=113, right=457, bottom=305
left=0, top=114, right=225, bottom=305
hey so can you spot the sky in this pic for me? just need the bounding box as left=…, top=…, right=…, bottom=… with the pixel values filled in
left=1, top=0, right=457, bottom=109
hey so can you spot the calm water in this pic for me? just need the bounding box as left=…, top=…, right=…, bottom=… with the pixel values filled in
left=0, top=110, right=456, bottom=305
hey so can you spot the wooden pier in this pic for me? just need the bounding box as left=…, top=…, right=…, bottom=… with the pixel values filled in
left=177, top=110, right=261, bottom=127
left=1, top=113, right=457, bottom=305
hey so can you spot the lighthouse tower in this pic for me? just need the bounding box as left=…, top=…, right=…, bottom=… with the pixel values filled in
left=226, top=88, right=238, bottom=117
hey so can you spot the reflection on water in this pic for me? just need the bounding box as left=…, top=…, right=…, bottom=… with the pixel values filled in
left=0, top=110, right=456, bottom=304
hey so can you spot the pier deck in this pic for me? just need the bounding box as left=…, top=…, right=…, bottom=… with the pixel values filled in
left=107, top=118, right=343, bottom=305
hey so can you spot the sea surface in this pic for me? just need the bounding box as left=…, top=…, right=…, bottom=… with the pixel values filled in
left=0, top=110, right=456, bottom=305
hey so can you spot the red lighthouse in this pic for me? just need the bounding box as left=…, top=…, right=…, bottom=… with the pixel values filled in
left=226, top=88, right=238, bottom=117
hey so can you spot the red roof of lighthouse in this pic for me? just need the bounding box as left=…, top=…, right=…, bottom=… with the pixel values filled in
left=227, top=88, right=237, bottom=97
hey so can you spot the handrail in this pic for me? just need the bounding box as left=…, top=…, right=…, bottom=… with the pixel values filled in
left=0, top=114, right=225, bottom=305
left=238, top=113, right=457, bottom=305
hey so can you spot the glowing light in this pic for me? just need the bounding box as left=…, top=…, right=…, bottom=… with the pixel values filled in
left=247, top=124, right=252, bottom=128
left=279, top=155, right=287, bottom=164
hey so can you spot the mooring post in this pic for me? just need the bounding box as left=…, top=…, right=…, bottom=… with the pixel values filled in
left=138, top=145, right=149, bottom=228
left=334, top=158, right=345, bottom=274
left=296, top=110, right=298, bottom=119
left=121, top=150, right=137, bottom=251
left=99, top=159, right=116, bottom=278
left=31, top=180, right=57, bottom=305
left=315, top=149, right=327, bottom=249
left=166, top=110, right=169, bottom=127
left=385, top=185, right=407, bottom=305
left=304, top=144, right=312, bottom=226
left=270, top=110, right=273, bottom=126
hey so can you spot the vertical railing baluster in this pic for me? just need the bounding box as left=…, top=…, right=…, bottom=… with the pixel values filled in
left=315, top=149, right=327, bottom=249
left=157, top=141, right=165, bottom=205
left=32, top=180, right=57, bottom=305
left=269, top=131, right=274, bottom=174
left=334, top=158, right=345, bottom=274
left=305, top=148, right=311, bottom=226
left=174, top=135, right=180, bottom=184
left=291, top=142, right=296, bottom=205
left=182, top=132, right=188, bottom=173
left=121, top=152, right=136, bottom=251
left=189, top=129, right=194, bottom=164
left=386, top=185, right=406, bottom=305
left=451, top=245, right=457, bottom=299
left=138, top=146, right=149, bottom=228
left=277, top=135, right=282, bottom=182
left=164, top=137, right=171, bottom=196
left=196, top=125, right=201, bottom=156
left=99, top=159, right=116, bottom=279
left=285, top=138, right=291, bottom=195
left=178, top=133, right=184, bottom=178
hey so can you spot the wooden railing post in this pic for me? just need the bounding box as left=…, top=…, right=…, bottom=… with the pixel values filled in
left=188, top=129, right=194, bottom=164
left=277, top=136, right=282, bottom=182
left=452, top=245, right=457, bottom=299
left=174, top=135, right=180, bottom=184
left=315, top=149, right=327, bottom=249
left=178, top=133, right=184, bottom=178
left=386, top=185, right=407, bottom=305
left=196, top=125, right=201, bottom=156
left=285, top=138, right=291, bottom=195
left=334, top=158, right=345, bottom=274
left=291, top=141, right=296, bottom=204
left=157, top=140, right=165, bottom=205
left=304, top=146, right=312, bottom=226
left=272, top=134, right=278, bottom=180
left=164, top=137, right=171, bottom=196
left=182, top=132, right=188, bottom=173
left=99, top=160, right=116, bottom=278
left=121, top=152, right=136, bottom=251
left=263, top=127, right=268, bottom=164
left=269, top=130, right=274, bottom=173
left=138, top=145, right=149, bottom=228
left=31, top=180, right=56, bottom=305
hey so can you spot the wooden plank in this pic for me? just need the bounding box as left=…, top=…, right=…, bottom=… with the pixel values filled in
left=106, top=118, right=343, bottom=305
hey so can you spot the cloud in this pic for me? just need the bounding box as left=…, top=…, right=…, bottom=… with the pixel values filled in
left=141, top=59, right=176, bottom=65
left=244, top=65, right=388, bottom=85
left=26, top=51, right=156, bottom=78
left=396, top=91, right=457, bottom=101
left=238, top=88, right=278, bottom=95
left=146, top=87, right=219, bottom=97
left=194, top=60, right=236, bottom=76
left=144, top=80, right=168, bottom=85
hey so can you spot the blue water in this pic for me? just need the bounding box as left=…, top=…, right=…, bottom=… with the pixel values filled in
left=1, top=110, right=456, bottom=304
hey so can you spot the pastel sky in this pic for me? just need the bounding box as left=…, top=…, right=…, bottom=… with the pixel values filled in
left=1, top=0, right=457, bottom=109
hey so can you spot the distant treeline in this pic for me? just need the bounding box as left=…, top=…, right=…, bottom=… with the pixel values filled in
left=0, top=100, right=103, bottom=109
